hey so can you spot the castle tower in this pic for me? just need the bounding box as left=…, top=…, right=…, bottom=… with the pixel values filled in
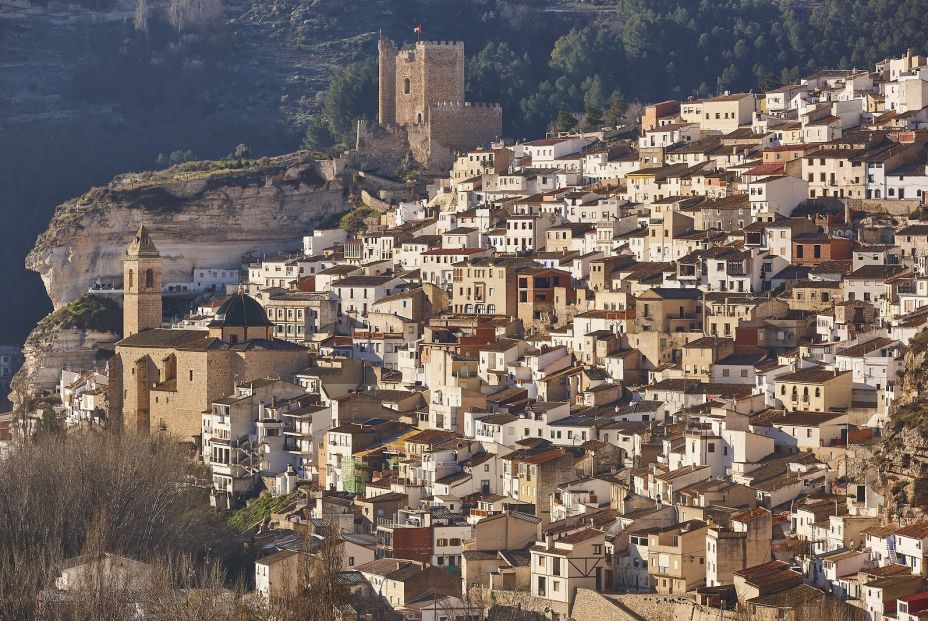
left=378, top=35, right=397, bottom=125
left=123, top=225, right=163, bottom=338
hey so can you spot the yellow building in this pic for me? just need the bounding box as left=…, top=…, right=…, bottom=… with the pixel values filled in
left=774, top=368, right=852, bottom=412
left=648, top=520, right=710, bottom=594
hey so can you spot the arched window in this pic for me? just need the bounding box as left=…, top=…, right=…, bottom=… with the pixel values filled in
left=403, top=78, right=411, bottom=95
left=416, top=112, right=422, bottom=124
left=145, top=269, right=154, bottom=289
left=127, top=270, right=134, bottom=290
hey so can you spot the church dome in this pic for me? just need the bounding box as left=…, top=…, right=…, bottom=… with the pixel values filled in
left=208, top=293, right=273, bottom=329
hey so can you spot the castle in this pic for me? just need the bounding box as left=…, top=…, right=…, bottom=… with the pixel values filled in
left=376, top=37, right=502, bottom=169
left=109, top=226, right=307, bottom=441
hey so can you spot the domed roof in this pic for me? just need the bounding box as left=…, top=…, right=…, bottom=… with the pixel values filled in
left=208, top=293, right=273, bottom=329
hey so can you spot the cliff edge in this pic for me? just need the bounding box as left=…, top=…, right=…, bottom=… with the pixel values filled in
left=9, top=294, right=121, bottom=415
left=878, top=329, right=928, bottom=515
left=27, top=153, right=351, bottom=309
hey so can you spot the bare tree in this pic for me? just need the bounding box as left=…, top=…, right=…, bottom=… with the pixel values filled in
left=0, top=431, right=238, bottom=619
left=270, top=521, right=351, bottom=621
left=168, top=0, right=223, bottom=33
left=133, top=0, right=148, bottom=33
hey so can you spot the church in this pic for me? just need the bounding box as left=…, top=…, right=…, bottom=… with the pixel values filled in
left=108, top=226, right=308, bottom=442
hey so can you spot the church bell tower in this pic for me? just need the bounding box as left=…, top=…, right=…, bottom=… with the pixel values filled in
left=123, top=225, right=163, bottom=337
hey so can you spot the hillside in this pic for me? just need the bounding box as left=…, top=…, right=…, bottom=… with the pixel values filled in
left=5, top=0, right=928, bottom=346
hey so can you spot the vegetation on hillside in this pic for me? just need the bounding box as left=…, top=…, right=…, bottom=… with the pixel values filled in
left=30, top=294, right=122, bottom=341
left=301, top=0, right=928, bottom=142
left=226, top=487, right=308, bottom=532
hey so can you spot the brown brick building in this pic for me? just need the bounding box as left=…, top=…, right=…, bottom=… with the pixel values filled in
left=110, top=233, right=308, bottom=441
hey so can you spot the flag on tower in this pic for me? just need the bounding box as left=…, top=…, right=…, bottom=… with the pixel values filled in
left=414, top=24, right=422, bottom=34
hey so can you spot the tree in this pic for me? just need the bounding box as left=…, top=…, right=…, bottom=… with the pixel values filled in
left=0, top=432, right=239, bottom=618
left=133, top=0, right=148, bottom=33
left=234, top=144, right=250, bottom=161
left=553, top=110, right=577, bottom=133
left=167, top=0, right=223, bottom=32
left=270, top=522, right=350, bottom=621
left=302, top=117, right=335, bottom=152
left=583, top=104, right=604, bottom=130
left=322, top=59, right=378, bottom=145
left=605, top=94, right=627, bottom=128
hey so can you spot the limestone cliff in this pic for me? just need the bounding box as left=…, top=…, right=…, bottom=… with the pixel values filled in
left=10, top=294, right=121, bottom=414
left=27, top=153, right=351, bottom=309
left=14, top=153, right=351, bottom=414
left=878, top=330, right=928, bottom=514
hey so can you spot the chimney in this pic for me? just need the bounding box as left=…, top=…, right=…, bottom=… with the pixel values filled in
left=907, top=48, right=914, bottom=71
left=545, top=534, right=554, bottom=550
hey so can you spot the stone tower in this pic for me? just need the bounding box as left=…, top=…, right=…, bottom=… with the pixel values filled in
left=378, top=37, right=465, bottom=127
left=123, top=224, right=163, bottom=338
left=378, top=34, right=397, bottom=126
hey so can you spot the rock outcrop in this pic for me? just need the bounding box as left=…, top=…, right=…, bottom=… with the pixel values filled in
left=9, top=294, right=121, bottom=414
left=878, top=330, right=928, bottom=513
left=27, top=153, right=351, bottom=309
left=13, top=153, right=351, bottom=414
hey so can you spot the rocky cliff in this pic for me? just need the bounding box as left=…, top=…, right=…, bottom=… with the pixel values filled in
left=12, top=153, right=350, bottom=414
left=27, top=153, right=350, bottom=309
left=9, top=294, right=121, bottom=414
left=878, top=330, right=928, bottom=515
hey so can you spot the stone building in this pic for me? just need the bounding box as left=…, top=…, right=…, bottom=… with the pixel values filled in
left=123, top=225, right=163, bottom=338
left=376, top=36, right=502, bottom=169
left=109, top=229, right=308, bottom=441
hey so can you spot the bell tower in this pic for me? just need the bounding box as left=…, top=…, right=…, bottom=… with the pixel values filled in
left=123, top=225, right=163, bottom=337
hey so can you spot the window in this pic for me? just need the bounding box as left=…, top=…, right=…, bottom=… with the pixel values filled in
left=188, top=370, right=194, bottom=382
left=403, top=78, right=410, bottom=95
left=145, top=269, right=154, bottom=289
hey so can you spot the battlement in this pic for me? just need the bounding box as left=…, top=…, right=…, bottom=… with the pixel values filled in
left=417, top=40, right=464, bottom=48
left=432, top=101, right=502, bottom=109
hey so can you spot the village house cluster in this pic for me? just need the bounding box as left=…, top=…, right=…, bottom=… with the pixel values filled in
left=44, top=48, right=928, bottom=620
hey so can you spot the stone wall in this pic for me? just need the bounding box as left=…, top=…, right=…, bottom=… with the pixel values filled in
left=428, top=102, right=503, bottom=153
left=847, top=197, right=921, bottom=216
left=570, top=590, right=644, bottom=620
left=115, top=344, right=308, bottom=441
left=609, top=593, right=740, bottom=621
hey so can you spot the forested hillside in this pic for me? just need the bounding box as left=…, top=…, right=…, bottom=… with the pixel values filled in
left=304, top=0, right=928, bottom=149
